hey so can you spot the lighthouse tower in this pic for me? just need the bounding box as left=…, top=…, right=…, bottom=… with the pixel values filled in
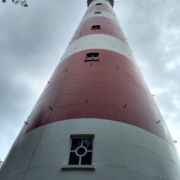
left=1, top=0, right=180, bottom=179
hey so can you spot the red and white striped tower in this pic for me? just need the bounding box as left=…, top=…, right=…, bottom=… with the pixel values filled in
left=1, top=0, right=180, bottom=179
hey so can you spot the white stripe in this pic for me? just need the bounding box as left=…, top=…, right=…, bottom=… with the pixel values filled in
left=81, top=10, right=118, bottom=24
left=61, top=34, right=136, bottom=63
left=1, top=119, right=179, bottom=180
left=89, top=0, right=111, bottom=7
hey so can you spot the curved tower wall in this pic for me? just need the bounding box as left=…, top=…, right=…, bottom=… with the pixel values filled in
left=0, top=0, right=180, bottom=180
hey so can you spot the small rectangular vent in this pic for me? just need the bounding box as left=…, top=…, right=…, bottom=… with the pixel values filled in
left=96, top=3, right=102, bottom=5
left=91, top=25, right=101, bottom=30
left=95, top=11, right=101, bottom=14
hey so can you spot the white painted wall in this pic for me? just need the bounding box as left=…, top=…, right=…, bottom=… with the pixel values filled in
left=81, top=11, right=118, bottom=24
left=89, top=0, right=112, bottom=7
left=62, top=35, right=136, bottom=63
left=0, top=119, right=180, bottom=180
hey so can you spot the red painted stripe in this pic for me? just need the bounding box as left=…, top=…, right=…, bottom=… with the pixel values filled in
left=70, top=17, right=128, bottom=46
left=18, top=50, right=174, bottom=146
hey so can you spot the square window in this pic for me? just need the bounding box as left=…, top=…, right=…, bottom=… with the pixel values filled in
left=91, top=25, right=101, bottom=30
left=68, top=136, right=94, bottom=166
left=85, top=53, right=99, bottom=61
left=96, top=3, right=102, bottom=5
left=95, top=11, right=101, bottom=14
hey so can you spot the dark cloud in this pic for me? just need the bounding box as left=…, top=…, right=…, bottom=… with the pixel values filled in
left=0, top=0, right=180, bottom=160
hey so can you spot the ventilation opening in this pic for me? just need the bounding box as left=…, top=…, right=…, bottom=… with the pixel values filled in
left=94, top=11, right=101, bottom=14
left=85, top=53, right=99, bottom=61
left=91, top=25, right=101, bottom=30
left=96, top=3, right=102, bottom=5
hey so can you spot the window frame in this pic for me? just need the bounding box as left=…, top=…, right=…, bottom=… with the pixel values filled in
left=85, top=53, right=99, bottom=62
left=61, top=134, right=95, bottom=170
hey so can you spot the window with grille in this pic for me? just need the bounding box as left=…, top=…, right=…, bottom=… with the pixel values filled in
left=91, top=25, right=101, bottom=30
left=68, top=137, right=94, bottom=165
left=85, top=53, right=99, bottom=61
left=95, top=11, right=101, bottom=14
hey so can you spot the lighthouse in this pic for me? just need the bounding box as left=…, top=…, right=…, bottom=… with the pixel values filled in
left=0, top=0, right=180, bottom=179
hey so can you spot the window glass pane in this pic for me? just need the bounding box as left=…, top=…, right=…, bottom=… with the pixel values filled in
left=69, top=152, right=79, bottom=165
left=92, top=25, right=101, bottom=29
left=81, top=152, right=92, bottom=165
left=77, top=147, right=86, bottom=156
left=86, top=53, right=99, bottom=60
left=71, top=139, right=82, bottom=150
left=83, top=139, right=93, bottom=150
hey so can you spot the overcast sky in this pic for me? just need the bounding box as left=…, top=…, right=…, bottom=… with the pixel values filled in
left=0, top=0, right=180, bottom=161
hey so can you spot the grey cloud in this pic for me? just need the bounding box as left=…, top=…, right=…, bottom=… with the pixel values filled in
left=115, top=0, right=180, bottom=150
left=0, top=0, right=87, bottom=160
